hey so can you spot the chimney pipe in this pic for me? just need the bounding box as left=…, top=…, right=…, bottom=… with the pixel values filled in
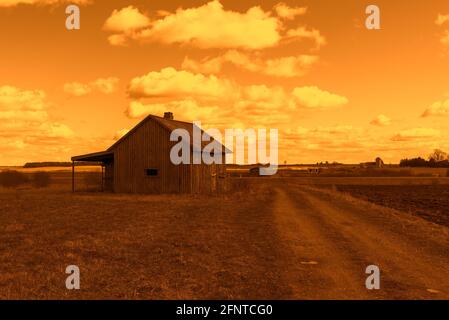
left=164, top=112, right=174, bottom=120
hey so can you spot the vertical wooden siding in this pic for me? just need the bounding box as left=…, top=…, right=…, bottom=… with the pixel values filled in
left=112, top=119, right=192, bottom=193
left=110, top=118, right=226, bottom=194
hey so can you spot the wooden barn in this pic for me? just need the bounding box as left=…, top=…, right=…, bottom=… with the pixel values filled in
left=71, top=112, right=228, bottom=194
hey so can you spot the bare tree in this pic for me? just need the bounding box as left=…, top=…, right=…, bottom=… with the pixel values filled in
left=429, top=149, right=448, bottom=162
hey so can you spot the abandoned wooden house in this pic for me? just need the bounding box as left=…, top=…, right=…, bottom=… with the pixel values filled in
left=71, top=112, right=228, bottom=194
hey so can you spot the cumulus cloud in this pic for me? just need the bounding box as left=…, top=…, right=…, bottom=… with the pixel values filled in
left=292, top=86, right=348, bottom=109
left=126, top=0, right=279, bottom=49
left=128, top=68, right=347, bottom=109
left=103, top=6, right=151, bottom=33
left=182, top=50, right=318, bottom=77
left=435, top=14, right=449, bottom=46
left=422, top=98, right=449, bottom=117
left=435, top=14, right=449, bottom=26
left=128, top=67, right=235, bottom=100
left=91, top=77, right=120, bottom=94
left=274, top=2, right=307, bottom=20
left=37, top=122, right=74, bottom=139
left=63, top=82, right=92, bottom=97
left=285, top=27, right=327, bottom=49
left=0, top=0, right=91, bottom=7
left=126, top=68, right=348, bottom=130
left=107, top=34, right=128, bottom=46
left=0, top=86, right=121, bottom=165
left=104, top=1, right=325, bottom=51
left=0, top=85, right=46, bottom=111
left=0, top=85, right=75, bottom=163
left=64, top=77, right=119, bottom=96
left=391, top=128, right=440, bottom=141
left=126, top=100, right=222, bottom=122
left=440, top=30, right=449, bottom=46
left=370, top=114, right=391, bottom=126
left=283, top=125, right=371, bottom=157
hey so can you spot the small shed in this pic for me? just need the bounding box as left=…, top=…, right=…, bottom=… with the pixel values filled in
left=71, top=112, right=228, bottom=194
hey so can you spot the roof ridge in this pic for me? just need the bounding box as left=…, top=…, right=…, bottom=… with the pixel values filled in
left=150, top=115, right=195, bottom=125
left=107, top=114, right=228, bottom=152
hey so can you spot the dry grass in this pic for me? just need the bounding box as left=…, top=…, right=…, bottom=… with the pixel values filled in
left=2, top=174, right=449, bottom=299
left=0, top=179, right=292, bottom=300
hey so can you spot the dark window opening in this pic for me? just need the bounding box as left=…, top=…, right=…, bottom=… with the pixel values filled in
left=145, top=168, right=159, bottom=176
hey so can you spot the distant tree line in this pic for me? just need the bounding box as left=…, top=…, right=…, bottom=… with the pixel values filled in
left=23, top=161, right=99, bottom=168
left=400, top=149, right=449, bottom=168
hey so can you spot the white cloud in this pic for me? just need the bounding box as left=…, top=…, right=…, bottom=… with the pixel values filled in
left=133, top=0, right=279, bottom=49
left=103, top=6, right=151, bottom=33
left=107, top=34, right=128, bottom=46
left=435, top=14, right=449, bottom=46
left=440, top=30, right=449, bottom=46
left=182, top=50, right=318, bottom=77
left=274, top=2, right=307, bottom=20
left=104, top=1, right=324, bottom=51
left=283, top=125, right=370, bottom=156
left=0, top=0, right=91, bottom=7
left=64, top=77, right=119, bottom=96
left=126, top=100, right=222, bottom=122
left=0, top=85, right=75, bottom=162
left=422, top=98, right=449, bottom=117
left=63, top=82, right=92, bottom=97
left=391, top=128, right=440, bottom=141
left=38, top=123, right=74, bottom=138
left=435, top=14, right=449, bottom=26
left=292, top=86, right=348, bottom=109
left=91, top=77, right=120, bottom=94
left=286, top=26, right=327, bottom=49
left=128, top=67, right=235, bottom=100
left=370, top=114, right=391, bottom=126
left=0, top=85, right=46, bottom=111
left=0, top=110, right=48, bottom=121
left=126, top=68, right=348, bottom=130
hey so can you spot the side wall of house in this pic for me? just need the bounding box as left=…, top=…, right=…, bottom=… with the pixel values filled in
left=112, top=119, right=192, bottom=193
left=190, top=160, right=227, bottom=194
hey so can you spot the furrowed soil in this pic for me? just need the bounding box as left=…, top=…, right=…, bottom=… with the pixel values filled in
left=335, top=185, right=449, bottom=228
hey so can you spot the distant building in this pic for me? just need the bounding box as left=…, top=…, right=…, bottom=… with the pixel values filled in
left=375, top=157, right=384, bottom=168
left=308, top=168, right=321, bottom=174
left=360, top=157, right=384, bottom=168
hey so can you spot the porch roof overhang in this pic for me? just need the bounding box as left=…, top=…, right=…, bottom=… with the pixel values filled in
left=71, top=151, right=114, bottom=162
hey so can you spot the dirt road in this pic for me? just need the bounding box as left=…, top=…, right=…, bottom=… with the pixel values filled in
left=273, top=181, right=449, bottom=299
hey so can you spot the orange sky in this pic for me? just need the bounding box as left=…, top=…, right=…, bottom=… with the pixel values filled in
left=1, top=0, right=449, bottom=165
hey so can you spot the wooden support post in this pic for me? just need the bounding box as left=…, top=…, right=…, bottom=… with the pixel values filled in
left=101, top=165, right=104, bottom=192
left=72, top=161, right=75, bottom=193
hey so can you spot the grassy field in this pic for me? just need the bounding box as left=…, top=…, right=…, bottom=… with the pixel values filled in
left=0, top=180, right=289, bottom=299
left=0, top=167, right=103, bottom=193
left=1, top=174, right=449, bottom=299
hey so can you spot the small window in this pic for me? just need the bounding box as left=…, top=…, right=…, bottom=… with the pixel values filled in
left=145, top=168, right=159, bottom=176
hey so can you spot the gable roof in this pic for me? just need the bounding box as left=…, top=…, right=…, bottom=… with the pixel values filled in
left=71, top=150, right=114, bottom=162
left=107, top=114, right=231, bottom=153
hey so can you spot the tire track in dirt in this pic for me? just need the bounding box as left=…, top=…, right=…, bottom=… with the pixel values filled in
left=297, top=186, right=449, bottom=299
left=278, top=183, right=449, bottom=299
left=273, top=187, right=377, bottom=299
